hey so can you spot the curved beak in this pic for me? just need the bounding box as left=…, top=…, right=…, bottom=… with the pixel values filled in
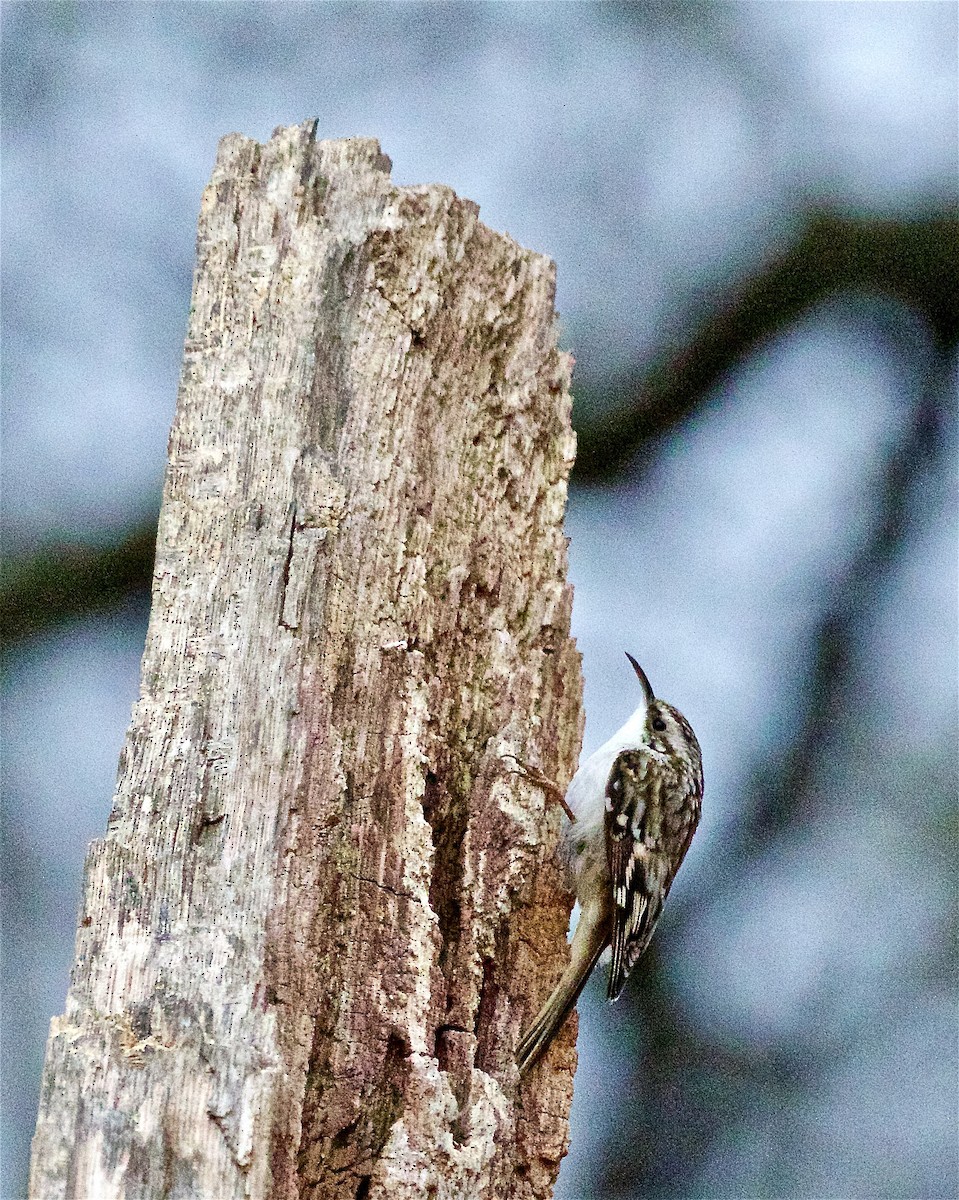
left=625, top=652, right=656, bottom=708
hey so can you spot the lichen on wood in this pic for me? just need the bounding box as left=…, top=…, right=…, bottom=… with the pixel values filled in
left=30, top=119, right=583, bottom=1200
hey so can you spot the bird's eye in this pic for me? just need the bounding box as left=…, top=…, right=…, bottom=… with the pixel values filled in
left=652, top=718, right=667, bottom=732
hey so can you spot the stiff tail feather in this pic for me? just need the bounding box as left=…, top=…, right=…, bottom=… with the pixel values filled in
left=517, top=905, right=609, bottom=1076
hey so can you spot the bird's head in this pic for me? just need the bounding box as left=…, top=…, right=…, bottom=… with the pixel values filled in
left=626, top=652, right=703, bottom=775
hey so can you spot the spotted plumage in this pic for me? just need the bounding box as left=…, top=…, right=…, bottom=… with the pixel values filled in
left=604, top=708, right=702, bottom=1000
left=517, top=654, right=703, bottom=1075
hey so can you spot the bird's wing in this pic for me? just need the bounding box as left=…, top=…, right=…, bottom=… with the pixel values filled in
left=604, top=750, right=666, bottom=1000
left=605, top=756, right=701, bottom=1003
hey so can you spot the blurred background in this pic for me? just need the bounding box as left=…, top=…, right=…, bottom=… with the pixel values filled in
left=2, top=2, right=956, bottom=1197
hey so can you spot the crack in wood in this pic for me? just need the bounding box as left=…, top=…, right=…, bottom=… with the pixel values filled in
left=349, top=872, right=415, bottom=903
left=278, top=505, right=298, bottom=630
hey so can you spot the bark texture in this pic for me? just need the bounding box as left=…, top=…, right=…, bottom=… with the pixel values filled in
left=30, top=121, right=583, bottom=1200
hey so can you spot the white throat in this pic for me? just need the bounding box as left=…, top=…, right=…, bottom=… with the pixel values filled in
left=563, top=703, right=649, bottom=825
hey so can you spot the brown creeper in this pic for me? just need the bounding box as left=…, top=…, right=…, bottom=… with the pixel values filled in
left=517, top=653, right=703, bottom=1075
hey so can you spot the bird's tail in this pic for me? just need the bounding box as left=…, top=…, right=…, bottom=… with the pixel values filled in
left=517, top=905, right=609, bottom=1076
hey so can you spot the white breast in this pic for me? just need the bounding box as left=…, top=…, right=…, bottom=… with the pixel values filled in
left=561, top=705, right=648, bottom=889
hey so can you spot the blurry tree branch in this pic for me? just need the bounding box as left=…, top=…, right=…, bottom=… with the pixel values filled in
left=685, top=362, right=951, bottom=904
left=596, top=359, right=955, bottom=1197
left=3, top=210, right=955, bottom=650
left=574, top=209, right=958, bottom=480
left=1, top=516, right=158, bottom=647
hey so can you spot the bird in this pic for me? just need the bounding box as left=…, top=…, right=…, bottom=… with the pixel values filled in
left=517, top=652, right=703, bottom=1076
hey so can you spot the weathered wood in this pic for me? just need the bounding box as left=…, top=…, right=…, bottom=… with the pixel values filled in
left=30, top=120, right=583, bottom=1200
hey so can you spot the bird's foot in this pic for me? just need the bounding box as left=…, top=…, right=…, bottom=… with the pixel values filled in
left=504, top=755, right=576, bottom=823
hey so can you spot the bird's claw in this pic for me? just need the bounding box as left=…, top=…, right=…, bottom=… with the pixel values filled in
left=504, top=755, right=577, bottom=823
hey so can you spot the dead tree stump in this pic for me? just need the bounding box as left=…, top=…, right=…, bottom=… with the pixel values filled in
left=30, top=120, right=583, bottom=1200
